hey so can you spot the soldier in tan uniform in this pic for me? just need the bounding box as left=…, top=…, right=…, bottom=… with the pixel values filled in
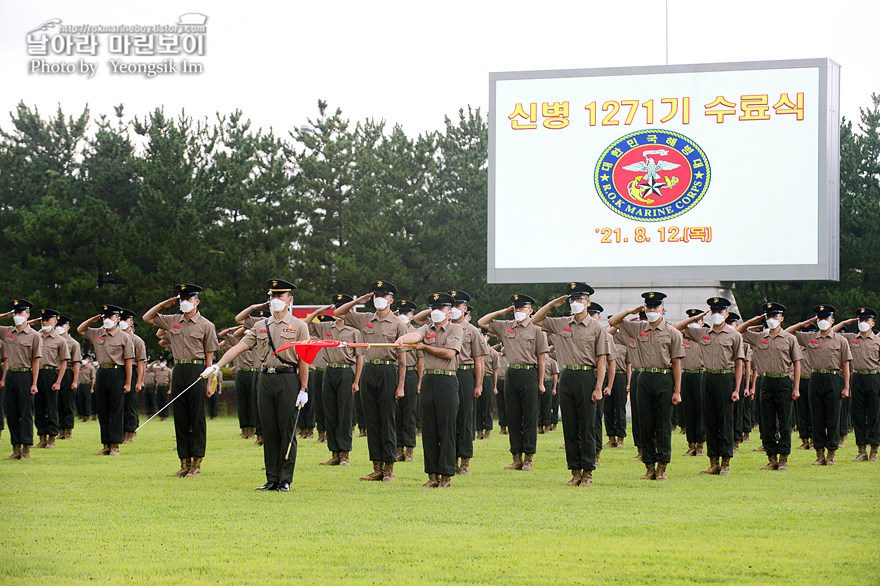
left=1, top=300, right=42, bottom=460
left=155, top=357, right=172, bottom=421
left=610, top=292, right=684, bottom=480
left=392, top=299, right=419, bottom=462
left=33, top=309, right=70, bottom=449
left=532, top=283, right=608, bottom=486
left=794, top=316, right=815, bottom=450
left=233, top=307, right=270, bottom=442
left=738, top=303, right=802, bottom=470
left=674, top=297, right=744, bottom=476
left=77, top=305, right=134, bottom=456
left=144, top=284, right=219, bottom=477
left=143, top=359, right=157, bottom=417
left=678, top=309, right=706, bottom=456
left=56, top=315, right=81, bottom=440
left=77, top=354, right=95, bottom=422
left=219, top=325, right=253, bottom=438
left=587, top=303, right=614, bottom=467
left=604, top=323, right=630, bottom=448
left=395, top=292, right=463, bottom=488
left=480, top=294, right=549, bottom=472
left=832, top=308, right=880, bottom=461
left=539, top=348, right=560, bottom=434
left=206, top=279, right=309, bottom=491
left=477, top=329, right=499, bottom=439
left=119, top=309, right=147, bottom=444
left=305, top=296, right=365, bottom=467
left=786, top=305, right=852, bottom=465
left=334, top=281, right=408, bottom=482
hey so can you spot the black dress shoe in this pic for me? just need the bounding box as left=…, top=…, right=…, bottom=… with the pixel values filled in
left=276, top=481, right=290, bottom=492
left=255, top=481, right=277, bottom=491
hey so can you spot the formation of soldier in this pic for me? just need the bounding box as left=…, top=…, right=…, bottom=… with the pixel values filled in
left=2, top=281, right=878, bottom=490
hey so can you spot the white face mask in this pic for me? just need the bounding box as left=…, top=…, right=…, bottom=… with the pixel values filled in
left=569, top=301, right=585, bottom=315
left=180, top=300, right=195, bottom=313
left=765, top=318, right=780, bottom=330
left=103, top=318, right=116, bottom=330
left=645, top=311, right=662, bottom=323
left=269, top=298, right=287, bottom=313
left=13, top=314, right=27, bottom=326
left=373, top=297, right=389, bottom=310
left=119, top=321, right=130, bottom=331
left=397, top=314, right=411, bottom=324
left=450, top=307, right=463, bottom=320
left=514, top=311, right=528, bottom=322
left=55, top=326, right=67, bottom=336
left=858, top=321, right=872, bottom=333
left=41, top=324, right=53, bottom=333
left=817, top=319, right=831, bottom=331
left=430, top=309, right=446, bottom=323
left=709, top=313, right=727, bottom=326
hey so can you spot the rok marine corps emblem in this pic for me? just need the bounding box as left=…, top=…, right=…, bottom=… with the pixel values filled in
left=594, top=129, right=711, bottom=222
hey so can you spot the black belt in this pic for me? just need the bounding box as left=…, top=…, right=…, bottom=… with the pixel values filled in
left=261, top=367, right=298, bottom=374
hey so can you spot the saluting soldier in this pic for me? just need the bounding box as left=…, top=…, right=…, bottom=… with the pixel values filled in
left=305, top=296, right=365, bottom=467
left=447, top=292, right=487, bottom=475
left=532, top=283, right=608, bottom=486
left=207, top=279, right=309, bottom=491
left=786, top=305, right=852, bottom=465
left=674, top=298, right=744, bottom=476
left=143, top=284, right=219, bottom=477
left=587, top=303, right=614, bottom=467
left=477, top=328, right=499, bottom=440
left=604, top=320, right=630, bottom=448
left=235, top=304, right=271, bottom=445
left=119, top=309, right=147, bottom=444
left=1, top=300, right=42, bottom=460
left=33, top=309, right=70, bottom=449
left=794, top=318, right=814, bottom=450
left=610, top=292, right=684, bottom=480
left=479, top=294, right=549, bottom=472
left=495, top=345, right=509, bottom=435
left=395, top=292, right=463, bottom=488
left=77, top=305, right=134, bottom=456
left=831, top=308, right=880, bottom=462
left=737, top=303, right=802, bottom=470
left=678, top=309, right=706, bottom=457
left=392, top=299, right=418, bottom=462
left=334, top=281, right=408, bottom=482
left=56, top=315, right=81, bottom=440
left=219, top=325, right=253, bottom=438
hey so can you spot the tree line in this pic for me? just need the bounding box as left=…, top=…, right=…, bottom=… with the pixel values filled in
left=0, top=95, right=878, bottom=357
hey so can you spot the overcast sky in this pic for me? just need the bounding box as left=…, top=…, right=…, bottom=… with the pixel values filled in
left=1, top=0, right=878, bottom=137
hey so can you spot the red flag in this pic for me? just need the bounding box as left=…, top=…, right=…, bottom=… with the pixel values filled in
left=271, top=339, right=343, bottom=364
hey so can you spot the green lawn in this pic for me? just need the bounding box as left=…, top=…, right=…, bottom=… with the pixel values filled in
left=1, top=416, right=877, bottom=585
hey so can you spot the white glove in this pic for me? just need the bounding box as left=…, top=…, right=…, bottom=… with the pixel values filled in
left=296, top=390, right=309, bottom=408
left=200, top=364, right=220, bottom=379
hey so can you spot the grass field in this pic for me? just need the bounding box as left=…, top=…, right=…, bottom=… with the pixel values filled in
left=1, top=415, right=878, bottom=585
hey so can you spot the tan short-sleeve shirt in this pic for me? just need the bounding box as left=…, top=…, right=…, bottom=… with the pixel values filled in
left=487, top=318, right=550, bottom=365
left=64, top=336, right=82, bottom=365
left=543, top=355, right=560, bottom=380
left=79, top=362, right=95, bottom=384
left=614, top=323, right=646, bottom=368
left=225, top=332, right=256, bottom=369
left=613, top=342, right=628, bottom=372
left=457, top=321, right=488, bottom=366
left=151, top=312, right=219, bottom=360
left=683, top=326, right=745, bottom=370
left=617, top=319, right=685, bottom=369
left=155, top=365, right=172, bottom=385
left=483, top=346, right=500, bottom=373
left=0, top=325, right=42, bottom=369
left=794, top=331, right=852, bottom=371
left=39, top=330, right=71, bottom=368
left=840, top=332, right=880, bottom=371
left=83, top=326, right=135, bottom=366
left=241, top=313, right=309, bottom=368
left=541, top=316, right=609, bottom=367
left=417, top=320, right=463, bottom=371
left=127, top=332, right=147, bottom=362
left=344, top=311, right=408, bottom=362
left=742, top=329, right=803, bottom=374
